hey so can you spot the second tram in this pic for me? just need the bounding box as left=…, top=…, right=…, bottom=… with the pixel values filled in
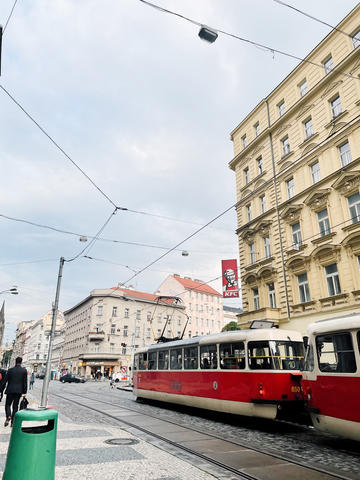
left=302, top=315, right=360, bottom=441
left=133, top=328, right=305, bottom=420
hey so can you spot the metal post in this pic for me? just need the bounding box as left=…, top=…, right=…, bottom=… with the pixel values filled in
left=40, top=257, right=65, bottom=408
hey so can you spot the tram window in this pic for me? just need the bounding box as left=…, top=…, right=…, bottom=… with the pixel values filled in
left=316, top=333, right=356, bottom=373
left=133, top=354, right=139, bottom=371
left=148, top=351, right=157, bottom=370
left=184, top=346, right=198, bottom=369
left=219, top=342, right=245, bottom=369
left=170, top=348, right=182, bottom=370
left=248, top=341, right=274, bottom=370
left=139, top=353, right=147, bottom=370
left=358, top=332, right=360, bottom=355
left=200, top=344, right=218, bottom=369
left=304, top=344, right=314, bottom=371
left=158, top=350, right=169, bottom=370
left=269, top=340, right=304, bottom=370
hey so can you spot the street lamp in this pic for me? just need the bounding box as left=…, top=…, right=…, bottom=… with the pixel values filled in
left=0, top=287, right=18, bottom=295
left=198, top=26, right=218, bottom=44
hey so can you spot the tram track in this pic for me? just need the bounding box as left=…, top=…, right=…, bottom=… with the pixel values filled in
left=48, top=388, right=359, bottom=480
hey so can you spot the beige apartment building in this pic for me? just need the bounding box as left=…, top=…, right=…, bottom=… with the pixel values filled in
left=63, top=286, right=185, bottom=378
left=157, top=274, right=226, bottom=335
left=230, top=5, right=360, bottom=334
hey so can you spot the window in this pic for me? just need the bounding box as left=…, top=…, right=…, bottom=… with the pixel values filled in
left=111, top=324, right=116, bottom=335
left=124, top=308, right=129, bottom=318
left=286, top=177, right=295, bottom=199
left=260, top=195, right=266, bottom=214
left=254, top=122, right=260, bottom=137
left=291, top=222, right=302, bottom=248
left=200, top=344, right=217, bottom=369
left=94, top=343, right=99, bottom=353
left=297, top=273, right=310, bottom=303
left=135, top=327, right=140, bottom=338
left=257, top=156, right=263, bottom=175
left=219, top=342, right=245, bottom=369
left=304, top=118, right=314, bottom=139
left=318, top=209, right=330, bottom=237
left=97, top=306, right=103, bottom=316
left=311, top=161, right=321, bottom=184
left=123, top=325, right=128, bottom=337
left=268, top=283, right=276, bottom=308
left=110, top=343, right=115, bottom=353
left=253, top=288, right=260, bottom=310
left=147, top=311, right=151, bottom=321
left=249, top=243, right=256, bottom=264
left=242, top=135, right=247, bottom=149
left=299, top=79, right=308, bottom=97
left=136, top=310, right=141, bottom=320
left=146, top=328, right=151, bottom=338
left=338, top=141, right=352, bottom=166
left=112, top=306, right=117, bottom=317
left=148, top=351, right=157, bottom=370
left=170, top=348, right=182, bottom=370
left=244, top=167, right=250, bottom=185
left=323, top=56, right=334, bottom=75
left=246, top=204, right=252, bottom=222
left=264, top=236, right=271, bottom=258
left=249, top=340, right=304, bottom=370
left=348, top=192, right=360, bottom=224
left=352, top=28, right=360, bottom=48
left=325, top=263, right=341, bottom=296
left=184, top=346, right=198, bottom=369
left=158, top=350, right=169, bottom=370
left=282, top=136, right=290, bottom=156
left=330, top=95, right=342, bottom=118
left=316, top=332, right=355, bottom=373
left=278, top=100, right=285, bottom=117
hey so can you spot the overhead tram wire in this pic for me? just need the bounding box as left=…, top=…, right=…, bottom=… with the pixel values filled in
left=0, top=84, right=122, bottom=210
left=2, top=0, right=19, bottom=34
left=137, top=0, right=360, bottom=82
left=273, top=0, right=358, bottom=40
left=0, top=212, right=237, bottom=255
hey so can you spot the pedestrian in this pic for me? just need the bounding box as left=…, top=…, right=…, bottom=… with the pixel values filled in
left=0, top=357, right=27, bottom=427
left=29, top=372, right=35, bottom=390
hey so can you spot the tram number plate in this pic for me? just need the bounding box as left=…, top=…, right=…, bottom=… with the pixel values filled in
left=291, top=386, right=301, bottom=393
left=170, top=381, right=182, bottom=392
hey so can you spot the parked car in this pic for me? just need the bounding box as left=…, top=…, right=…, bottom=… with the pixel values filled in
left=60, top=374, right=81, bottom=383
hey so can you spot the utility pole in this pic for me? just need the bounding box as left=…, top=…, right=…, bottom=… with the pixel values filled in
left=40, top=257, right=64, bottom=408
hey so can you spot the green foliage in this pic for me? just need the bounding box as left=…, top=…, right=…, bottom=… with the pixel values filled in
left=221, top=321, right=240, bottom=332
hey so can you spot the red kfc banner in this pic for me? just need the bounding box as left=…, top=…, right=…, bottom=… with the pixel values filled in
left=221, top=259, right=239, bottom=298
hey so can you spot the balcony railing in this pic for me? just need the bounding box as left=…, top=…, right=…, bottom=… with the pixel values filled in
left=88, top=331, right=105, bottom=341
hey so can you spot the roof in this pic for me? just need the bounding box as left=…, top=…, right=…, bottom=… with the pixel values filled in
left=172, top=276, right=222, bottom=296
left=307, top=313, right=360, bottom=336
left=111, top=287, right=180, bottom=305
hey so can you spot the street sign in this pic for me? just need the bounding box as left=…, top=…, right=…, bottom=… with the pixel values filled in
left=121, top=366, right=127, bottom=374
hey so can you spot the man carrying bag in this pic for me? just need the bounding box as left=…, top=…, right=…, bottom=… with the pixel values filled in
left=0, top=357, right=27, bottom=427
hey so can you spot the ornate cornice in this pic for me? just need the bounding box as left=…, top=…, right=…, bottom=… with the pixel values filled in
left=304, top=188, right=331, bottom=211
left=332, top=171, right=360, bottom=195
left=280, top=204, right=303, bottom=223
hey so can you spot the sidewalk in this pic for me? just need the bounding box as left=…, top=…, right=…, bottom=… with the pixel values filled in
left=0, top=398, right=215, bottom=480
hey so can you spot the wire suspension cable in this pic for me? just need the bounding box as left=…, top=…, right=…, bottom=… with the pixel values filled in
left=0, top=84, right=121, bottom=209
left=3, top=0, right=19, bottom=33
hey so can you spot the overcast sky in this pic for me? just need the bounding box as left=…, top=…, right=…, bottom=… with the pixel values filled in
left=0, top=0, right=358, bottom=343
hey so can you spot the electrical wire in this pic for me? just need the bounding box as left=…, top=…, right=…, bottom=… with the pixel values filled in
left=121, top=202, right=237, bottom=286
left=137, top=0, right=360, bottom=82
left=65, top=208, right=118, bottom=262
left=0, top=84, right=123, bottom=209
left=273, top=0, right=358, bottom=40
left=0, top=212, right=237, bottom=255
left=3, top=0, right=19, bottom=34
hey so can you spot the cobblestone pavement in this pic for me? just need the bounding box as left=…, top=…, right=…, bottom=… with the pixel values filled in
left=36, top=380, right=360, bottom=476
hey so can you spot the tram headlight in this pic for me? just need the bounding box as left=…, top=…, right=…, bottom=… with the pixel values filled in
left=259, top=383, right=264, bottom=396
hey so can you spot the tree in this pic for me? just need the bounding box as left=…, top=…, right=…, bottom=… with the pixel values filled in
left=2, top=349, right=13, bottom=368
left=221, top=321, right=239, bottom=332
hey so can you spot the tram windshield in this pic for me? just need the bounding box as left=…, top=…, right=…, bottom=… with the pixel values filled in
left=248, top=340, right=304, bottom=370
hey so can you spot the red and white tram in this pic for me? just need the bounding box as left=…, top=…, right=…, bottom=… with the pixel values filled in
left=302, top=315, right=360, bottom=441
left=133, top=329, right=305, bottom=420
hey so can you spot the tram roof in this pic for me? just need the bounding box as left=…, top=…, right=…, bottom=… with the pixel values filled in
left=307, top=313, right=360, bottom=335
left=136, top=328, right=303, bottom=353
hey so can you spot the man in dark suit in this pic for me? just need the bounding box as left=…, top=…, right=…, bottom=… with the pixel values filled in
left=0, top=357, right=27, bottom=427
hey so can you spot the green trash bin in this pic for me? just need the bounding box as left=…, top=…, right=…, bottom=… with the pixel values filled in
left=3, top=408, right=58, bottom=480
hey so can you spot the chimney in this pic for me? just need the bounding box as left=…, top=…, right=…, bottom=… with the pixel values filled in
left=173, top=274, right=180, bottom=277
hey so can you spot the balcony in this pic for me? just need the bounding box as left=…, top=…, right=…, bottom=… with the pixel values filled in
left=88, top=331, right=105, bottom=341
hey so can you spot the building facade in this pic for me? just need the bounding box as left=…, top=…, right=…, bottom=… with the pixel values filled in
left=156, top=274, right=226, bottom=336
left=230, top=6, right=360, bottom=333
left=62, top=287, right=185, bottom=378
